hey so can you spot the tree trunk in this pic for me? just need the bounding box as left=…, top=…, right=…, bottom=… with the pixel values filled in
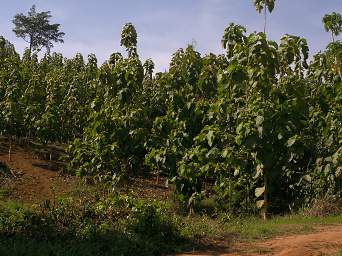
left=8, top=136, right=12, bottom=162
left=188, top=205, right=194, bottom=217
left=264, top=4, right=267, bottom=34
left=331, top=33, right=342, bottom=81
left=262, top=171, right=269, bottom=220
left=156, top=173, right=159, bottom=185
left=335, top=57, right=342, bottom=81
left=29, top=35, right=33, bottom=57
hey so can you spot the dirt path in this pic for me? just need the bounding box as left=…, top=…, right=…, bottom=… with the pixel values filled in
left=178, top=225, right=342, bottom=256
left=252, top=225, right=342, bottom=256
left=0, top=142, right=75, bottom=204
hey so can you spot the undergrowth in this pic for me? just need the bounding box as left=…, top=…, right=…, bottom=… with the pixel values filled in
left=0, top=194, right=185, bottom=256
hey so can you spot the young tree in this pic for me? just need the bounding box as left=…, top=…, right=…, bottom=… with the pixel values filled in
left=252, top=0, right=275, bottom=34
left=109, top=52, right=123, bottom=67
left=0, top=36, right=17, bottom=59
left=323, top=12, right=342, bottom=43
left=323, top=12, right=342, bottom=80
left=143, top=58, right=155, bottom=80
left=12, top=5, right=65, bottom=55
left=120, top=23, right=138, bottom=58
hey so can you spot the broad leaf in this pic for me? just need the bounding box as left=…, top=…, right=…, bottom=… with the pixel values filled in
left=256, top=200, right=265, bottom=209
left=287, top=136, right=298, bottom=147
left=206, top=130, right=215, bottom=147
left=254, top=164, right=264, bottom=179
left=255, top=186, right=265, bottom=198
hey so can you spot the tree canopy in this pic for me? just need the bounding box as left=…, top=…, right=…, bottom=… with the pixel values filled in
left=12, top=5, right=65, bottom=55
left=323, top=12, right=342, bottom=42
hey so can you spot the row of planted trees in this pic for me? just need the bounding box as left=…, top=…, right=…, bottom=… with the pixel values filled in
left=0, top=7, right=341, bottom=217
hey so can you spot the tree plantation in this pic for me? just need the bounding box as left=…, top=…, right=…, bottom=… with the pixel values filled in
left=0, top=2, right=341, bottom=220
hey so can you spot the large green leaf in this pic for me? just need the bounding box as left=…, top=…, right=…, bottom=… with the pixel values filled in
left=287, top=136, right=298, bottom=147
left=206, top=130, right=215, bottom=147
left=256, top=200, right=265, bottom=209
left=254, top=164, right=264, bottom=179
left=255, top=186, right=265, bottom=198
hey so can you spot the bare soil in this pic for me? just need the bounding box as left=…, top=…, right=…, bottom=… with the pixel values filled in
left=0, top=141, right=75, bottom=204
left=253, top=225, right=342, bottom=256
left=0, top=140, right=171, bottom=204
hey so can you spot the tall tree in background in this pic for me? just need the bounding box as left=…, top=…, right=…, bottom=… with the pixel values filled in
left=12, top=5, right=65, bottom=55
left=253, top=0, right=275, bottom=34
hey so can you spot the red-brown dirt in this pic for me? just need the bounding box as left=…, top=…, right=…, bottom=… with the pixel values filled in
left=0, top=141, right=75, bottom=204
left=254, top=225, right=342, bottom=256
left=0, top=140, right=170, bottom=204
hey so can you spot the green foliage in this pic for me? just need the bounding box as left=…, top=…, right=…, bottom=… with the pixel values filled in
left=1, top=15, right=341, bottom=218
left=323, top=12, right=342, bottom=41
left=121, top=22, right=138, bottom=58
left=0, top=195, right=184, bottom=256
left=0, top=36, right=17, bottom=59
left=143, top=58, right=155, bottom=80
left=253, top=0, right=275, bottom=13
left=221, top=23, right=247, bottom=59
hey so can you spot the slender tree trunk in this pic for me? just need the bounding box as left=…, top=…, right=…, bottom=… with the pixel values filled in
left=8, top=135, right=12, bottom=162
left=331, top=33, right=342, bottom=81
left=188, top=205, right=194, bottom=217
left=156, top=173, right=159, bottom=185
left=264, top=4, right=267, bottom=34
left=262, top=170, right=269, bottom=220
left=335, top=58, right=342, bottom=81
left=29, top=35, right=33, bottom=57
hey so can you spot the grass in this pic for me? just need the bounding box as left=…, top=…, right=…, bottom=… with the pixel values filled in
left=0, top=161, right=14, bottom=201
left=179, top=213, right=342, bottom=241
left=0, top=178, right=13, bottom=201
left=1, top=193, right=342, bottom=256
left=66, top=182, right=339, bottom=242
left=0, top=187, right=12, bottom=199
left=0, top=194, right=187, bottom=256
left=176, top=213, right=342, bottom=254
left=1, top=170, right=342, bottom=255
left=234, top=214, right=342, bottom=240
left=54, top=181, right=342, bottom=241
left=1, top=202, right=341, bottom=256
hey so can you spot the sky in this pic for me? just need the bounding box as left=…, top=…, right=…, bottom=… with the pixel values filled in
left=1, top=1, right=341, bottom=71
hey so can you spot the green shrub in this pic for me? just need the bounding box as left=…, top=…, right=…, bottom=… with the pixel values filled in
left=0, top=195, right=185, bottom=256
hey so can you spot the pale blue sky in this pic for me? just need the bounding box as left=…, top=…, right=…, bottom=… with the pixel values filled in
left=1, top=1, right=341, bottom=71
